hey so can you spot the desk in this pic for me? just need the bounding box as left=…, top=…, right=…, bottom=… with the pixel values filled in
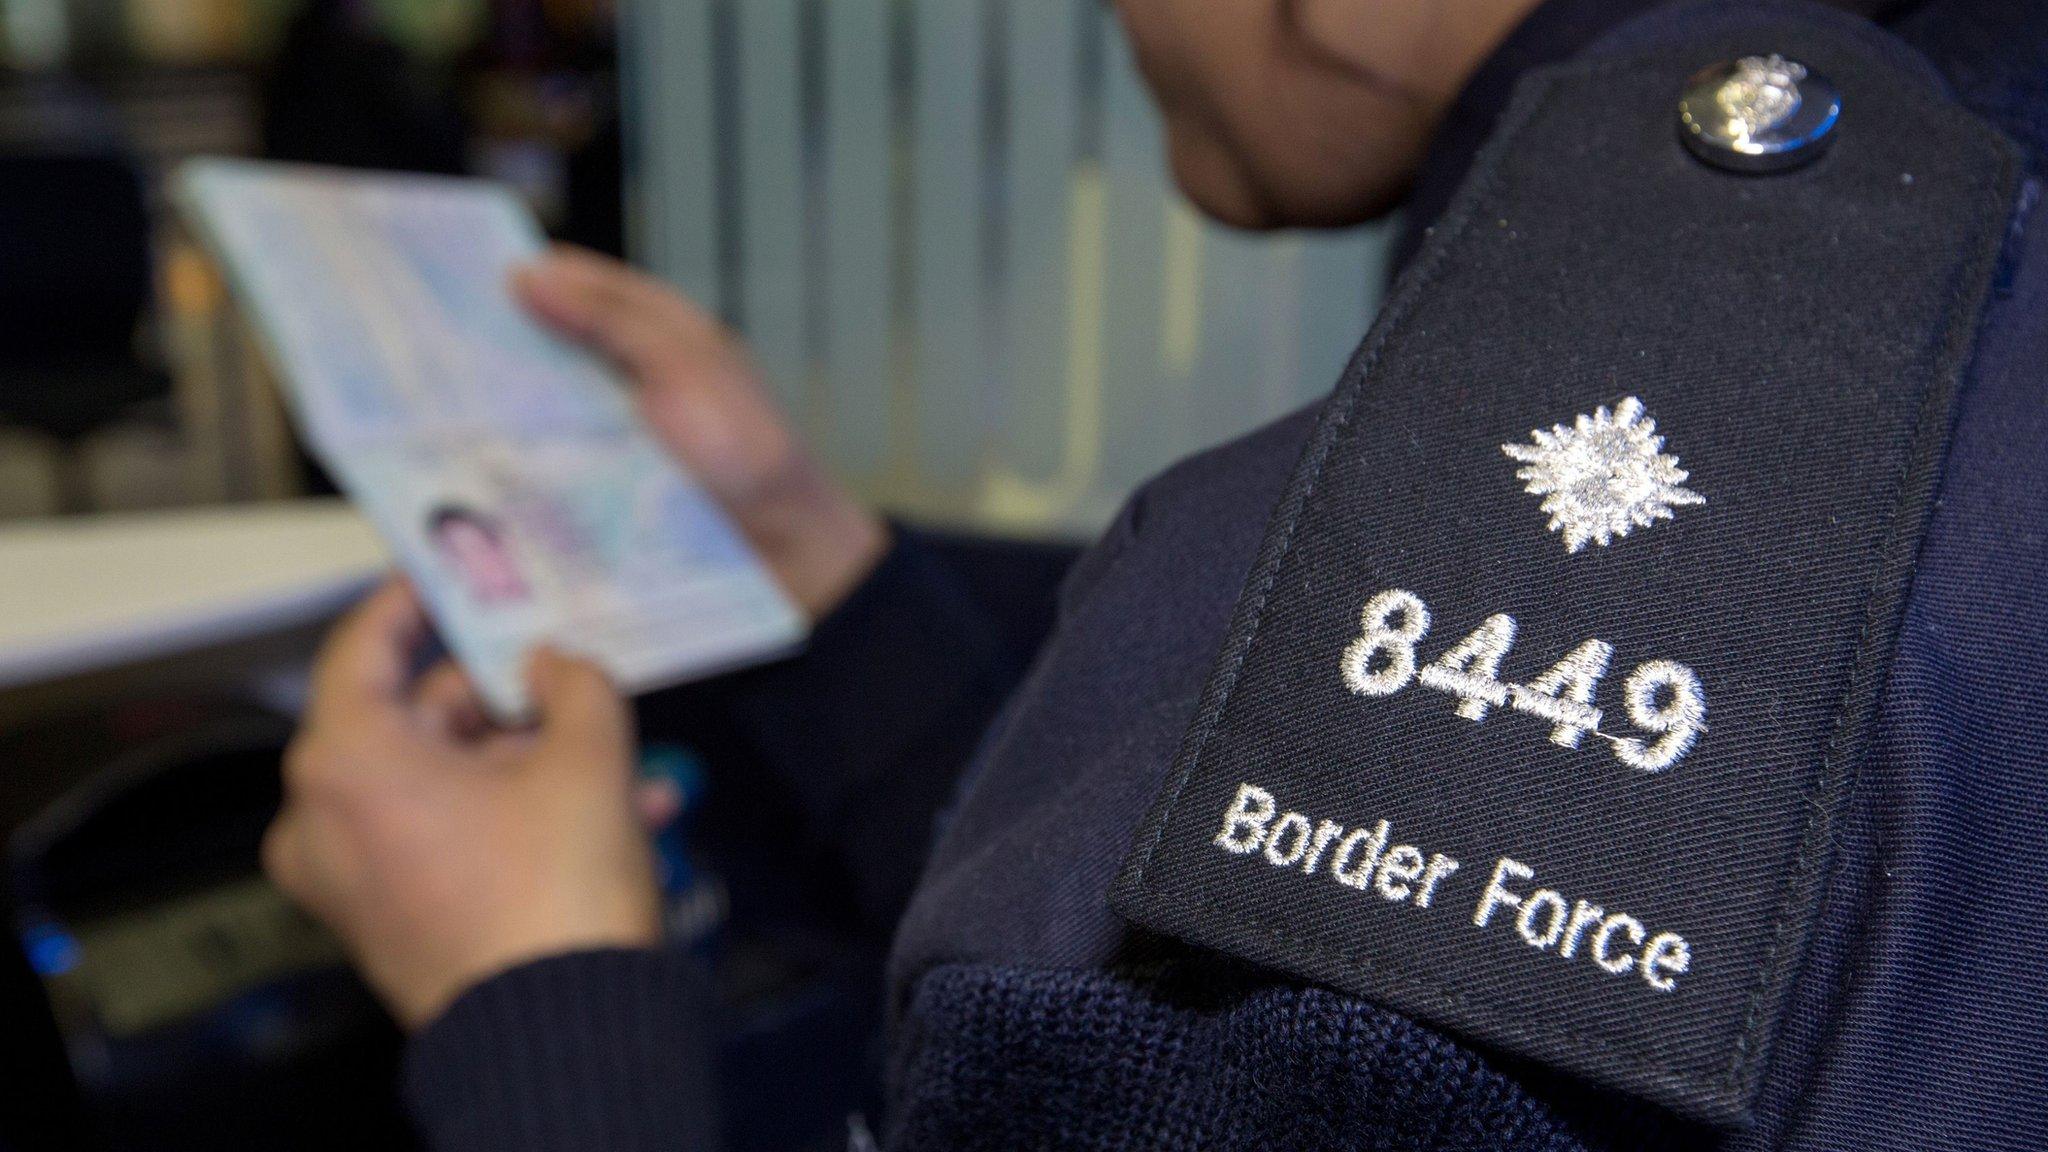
left=0, top=500, right=387, bottom=692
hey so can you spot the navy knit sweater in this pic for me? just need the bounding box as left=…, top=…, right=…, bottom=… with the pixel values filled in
left=404, top=1, right=2048, bottom=1148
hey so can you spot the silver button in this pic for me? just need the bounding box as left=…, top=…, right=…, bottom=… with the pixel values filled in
left=1678, top=54, right=1839, bottom=173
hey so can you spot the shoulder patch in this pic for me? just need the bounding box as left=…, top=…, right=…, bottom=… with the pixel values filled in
left=1110, top=17, right=2022, bottom=1128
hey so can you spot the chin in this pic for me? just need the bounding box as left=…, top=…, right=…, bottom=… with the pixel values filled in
left=1165, top=129, right=1284, bottom=231
left=1166, top=122, right=1407, bottom=232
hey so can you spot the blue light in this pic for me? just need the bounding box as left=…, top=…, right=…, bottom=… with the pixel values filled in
left=22, top=923, right=81, bottom=977
left=639, top=744, right=708, bottom=808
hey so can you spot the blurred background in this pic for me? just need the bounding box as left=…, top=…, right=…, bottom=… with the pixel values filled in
left=0, top=0, right=626, bottom=520
left=0, top=1, right=1393, bottom=1149
left=0, top=0, right=1394, bottom=532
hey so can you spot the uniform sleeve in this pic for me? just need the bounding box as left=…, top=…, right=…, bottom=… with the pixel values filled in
left=654, top=525, right=1078, bottom=927
left=402, top=948, right=722, bottom=1152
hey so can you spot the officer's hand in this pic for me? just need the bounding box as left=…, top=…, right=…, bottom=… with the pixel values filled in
left=513, top=246, right=886, bottom=620
left=264, top=579, right=663, bottom=1030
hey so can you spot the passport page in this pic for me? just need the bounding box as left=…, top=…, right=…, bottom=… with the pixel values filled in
left=176, top=159, right=804, bottom=716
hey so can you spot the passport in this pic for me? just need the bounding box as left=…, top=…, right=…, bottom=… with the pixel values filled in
left=176, top=159, right=804, bottom=717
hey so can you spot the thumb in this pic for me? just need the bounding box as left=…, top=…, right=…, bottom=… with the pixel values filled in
left=511, top=256, right=599, bottom=343
left=524, top=647, right=633, bottom=766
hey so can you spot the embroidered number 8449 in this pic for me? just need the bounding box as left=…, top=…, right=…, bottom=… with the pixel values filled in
left=1340, top=589, right=1706, bottom=772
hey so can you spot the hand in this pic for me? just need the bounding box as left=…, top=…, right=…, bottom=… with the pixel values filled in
left=264, top=579, right=663, bottom=1030
left=514, top=247, right=888, bottom=620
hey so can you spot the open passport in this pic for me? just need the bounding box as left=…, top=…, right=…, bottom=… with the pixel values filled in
left=175, top=159, right=805, bottom=718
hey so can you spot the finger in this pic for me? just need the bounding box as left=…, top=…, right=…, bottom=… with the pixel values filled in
left=524, top=647, right=633, bottom=768
left=308, top=578, right=427, bottom=724
left=412, top=659, right=492, bottom=743
left=262, top=808, right=353, bottom=928
left=535, top=245, right=709, bottom=313
left=511, top=254, right=609, bottom=341
left=478, top=726, right=541, bottom=767
left=515, top=247, right=709, bottom=334
left=559, top=288, right=729, bottom=384
left=512, top=252, right=730, bottom=380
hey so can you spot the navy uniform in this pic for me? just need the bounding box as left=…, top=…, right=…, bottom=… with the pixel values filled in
left=404, top=0, right=2048, bottom=1148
